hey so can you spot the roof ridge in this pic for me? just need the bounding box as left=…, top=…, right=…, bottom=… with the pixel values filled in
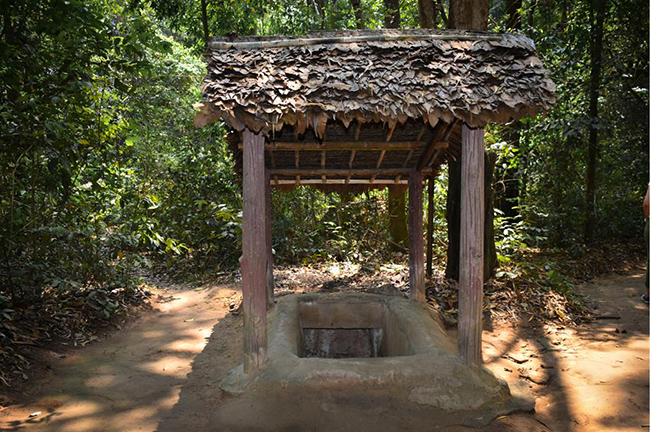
left=209, top=32, right=533, bottom=51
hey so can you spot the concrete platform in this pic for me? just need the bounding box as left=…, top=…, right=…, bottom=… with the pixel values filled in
left=217, top=293, right=534, bottom=430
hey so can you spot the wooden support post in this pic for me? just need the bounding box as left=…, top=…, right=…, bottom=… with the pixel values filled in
left=265, top=170, right=274, bottom=308
left=242, top=129, right=268, bottom=374
left=458, top=125, right=485, bottom=368
left=426, top=176, right=435, bottom=279
left=408, top=169, right=425, bottom=302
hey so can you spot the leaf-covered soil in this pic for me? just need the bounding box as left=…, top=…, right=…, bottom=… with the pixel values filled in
left=0, top=265, right=648, bottom=431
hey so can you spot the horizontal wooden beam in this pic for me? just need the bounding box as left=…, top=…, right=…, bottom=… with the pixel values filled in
left=238, top=141, right=424, bottom=151
left=210, top=33, right=506, bottom=50
left=269, top=168, right=433, bottom=176
left=272, top=178, right=410, bottom=186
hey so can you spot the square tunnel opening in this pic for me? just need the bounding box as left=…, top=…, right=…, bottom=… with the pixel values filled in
left=298, top=299, right=414, bottom=359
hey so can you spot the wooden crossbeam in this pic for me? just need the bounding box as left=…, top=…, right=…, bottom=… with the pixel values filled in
left=294, top=150, right=299, bottom=168
left=269, top=168, right=432, bottom=176
left=272, top=178, right=411, bottom=185
left=241, top=141, right=424, bottom=151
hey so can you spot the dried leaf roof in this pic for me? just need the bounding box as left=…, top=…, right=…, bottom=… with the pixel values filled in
left=197, top=29, right=556, bottom=136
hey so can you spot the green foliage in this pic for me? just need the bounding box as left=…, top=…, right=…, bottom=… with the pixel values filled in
left=272, top=188, right=391, bottom=264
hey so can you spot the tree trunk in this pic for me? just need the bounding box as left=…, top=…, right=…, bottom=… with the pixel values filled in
left=584, top=0, right=606, bottom=244
left=505, top=0, right=522, bottom=31
left=350, top=0, right=365, bottom=29
left=426, top=176, right=435, bottom=278
left=448, top=0, right=488, bottom=30
left=446, top=160, right=461, bottom=280
left=528, top=0, right=536, bottom=27
left=418, top=0, right=435, bottom=28
left=384, top=0, right=401, bottom=28
left=200, top=0, right=210, bottom=45
left=388, top=185, right=408, bottom=250
left=314, top=0, right=326, bottom=29
left=484, top=152, right=497, bottom=280
left=498, top=3, right=522, bottom=220
left=447, top=152, right=496, bottom=281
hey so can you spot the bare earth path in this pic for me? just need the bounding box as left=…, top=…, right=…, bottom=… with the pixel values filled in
left=1, top=271, right=648, bottom=431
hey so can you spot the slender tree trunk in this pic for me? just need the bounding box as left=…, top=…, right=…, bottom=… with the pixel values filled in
left=418, top=0, right=435, bottom=28
left=448, top=0, right=488, bottom=31
left=528, top=0, right=536, bottom=27
left=484, top=152, right=497, bottom=280
left=435, top=0, right=448, bottom=27
left=384, top=0, right=401, bottom=28
left=446, top=160, right=461, bottom=280
left=505, top=0, right=522, bottom=30
left=388, top=185, right=408, bottom=250
left=584, top=0, right=606, bottom=244
left=200, top=0, right=210, bottom=45
left=426, top=176, right=435, bottom=278
left=350, top=0, right=365, bottom=28
left=499, top=0, right=522, bottom=220
left=314, top=0, right=327, bottom=28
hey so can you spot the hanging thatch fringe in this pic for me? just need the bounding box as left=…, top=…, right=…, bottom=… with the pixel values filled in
left=197, top=29, right=555, bottom=136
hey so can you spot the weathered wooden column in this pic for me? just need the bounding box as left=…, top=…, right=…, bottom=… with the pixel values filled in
left=458, top=125, right=485, bottom=367
left=241, top=129, right=268, bottom=374
left=265, top=170, right=275, bottom=308
left=426, top=176, right=435, bottom=279
left=408, top=169, right=425, bottom=302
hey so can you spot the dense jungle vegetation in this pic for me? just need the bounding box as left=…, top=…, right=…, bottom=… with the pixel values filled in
left=0, top=0, right=647, bottom=385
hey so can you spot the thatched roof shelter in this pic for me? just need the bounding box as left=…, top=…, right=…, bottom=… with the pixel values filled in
left=195, top=29, right=556, bottom=375
left=196, top=29, right=555, bottom=188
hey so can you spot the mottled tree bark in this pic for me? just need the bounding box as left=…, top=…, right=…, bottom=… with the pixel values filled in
left=418, top=0, right=435, bottom=28
left=448, top=0, right=489, bottom=30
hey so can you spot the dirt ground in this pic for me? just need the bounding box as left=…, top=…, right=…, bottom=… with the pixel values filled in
left=0, top=270, right=647, bottom=432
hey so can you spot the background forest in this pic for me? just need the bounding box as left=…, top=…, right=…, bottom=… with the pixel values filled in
left=0, top=0, right=647, bottom=385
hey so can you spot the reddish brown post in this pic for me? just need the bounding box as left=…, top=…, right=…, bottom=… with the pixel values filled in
left=458, top=125, right=485, bottom=367
left=408, top=169, right=425, bottom=302
left=426, top=175, right=435, bottom=279
left=265, top=170, right=275, bottom=308
left=242, top=129, right=268, bottom=374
